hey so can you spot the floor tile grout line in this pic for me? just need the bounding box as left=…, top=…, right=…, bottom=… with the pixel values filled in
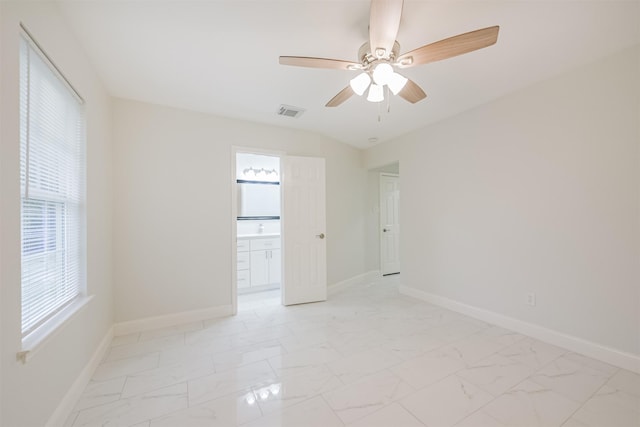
left=318, top=393, right=345, bottom=426
left=555, top=369, right=623, bottom=426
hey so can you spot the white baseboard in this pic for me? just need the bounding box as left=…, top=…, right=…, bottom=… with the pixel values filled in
left=329, top=270, right=381, bottom=294
left=45, top=326, right=114, bottom=427
left=113, top=304, right=233, bottom=336
left=399, top=285, right=640, bottom=374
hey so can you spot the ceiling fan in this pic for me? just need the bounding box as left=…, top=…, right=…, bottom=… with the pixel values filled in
left=279, top=0, right=499, bottom=107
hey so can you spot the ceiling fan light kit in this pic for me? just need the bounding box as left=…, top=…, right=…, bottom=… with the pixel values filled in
left=348, top=64, right=407, bottom=100
left=279, top=0, right=499, bottom=108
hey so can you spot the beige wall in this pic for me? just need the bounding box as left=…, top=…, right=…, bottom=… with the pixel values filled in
left=365, top=45, right=640, bottom=356
left=0, top=2, right=114, bottom=426
left=112, top=99, right=367, bottom=322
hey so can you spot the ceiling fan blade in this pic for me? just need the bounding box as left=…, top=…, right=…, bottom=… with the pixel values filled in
left=398, top=79, right=426, bottom=103
left=396, top=26, right=499, bottom=68
left=326, top=86, right=355, bottom=107
left=369, top=0, right=404, bottom=59
left=279, top=56, right=361, bottom=70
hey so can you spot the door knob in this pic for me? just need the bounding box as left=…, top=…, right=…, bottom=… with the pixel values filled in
left=316, top=233, right=325, bottom=239
left=383, top=228, right=390, bottom=232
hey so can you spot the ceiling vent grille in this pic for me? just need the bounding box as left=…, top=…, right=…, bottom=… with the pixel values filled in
left=277, top=104, right=305, bottom=118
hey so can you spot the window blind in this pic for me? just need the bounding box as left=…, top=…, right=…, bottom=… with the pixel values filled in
left=20, top=34, right=85, bottom=338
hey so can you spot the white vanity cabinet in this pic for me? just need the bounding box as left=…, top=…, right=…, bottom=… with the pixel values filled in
left=237, top=235, right=281, bottom=290
left=236, top=239, right=251, bottom=289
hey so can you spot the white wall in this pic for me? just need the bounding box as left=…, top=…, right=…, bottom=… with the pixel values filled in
left=113, top=99, right=367, bottom=322
left=0, top=2, right=113, bottom=426
left=365, top=45, right=640, bottom=357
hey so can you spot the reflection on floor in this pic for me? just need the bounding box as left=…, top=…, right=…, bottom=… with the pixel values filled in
left=65, top=276, right=639, bottom=427
left=238, top=288, right=280, bottom=310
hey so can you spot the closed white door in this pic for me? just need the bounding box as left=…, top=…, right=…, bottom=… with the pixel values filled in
left=380, top=174, right=400, bottom=275
left=283, top=156, right=327, bottom=305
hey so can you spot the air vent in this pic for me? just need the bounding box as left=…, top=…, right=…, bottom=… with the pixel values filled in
left=277, top=104, right=305, bottom=118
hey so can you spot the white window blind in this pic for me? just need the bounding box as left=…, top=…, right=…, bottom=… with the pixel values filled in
left=20, top=33, right=85, bottom=338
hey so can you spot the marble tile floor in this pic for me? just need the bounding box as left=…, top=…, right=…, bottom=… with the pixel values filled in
left=237, top=288, right=281, bottom=311
left=65, top=277, right=640, bottom=427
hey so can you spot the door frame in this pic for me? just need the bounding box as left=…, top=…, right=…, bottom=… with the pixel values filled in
left=230, top=146, right=286, bottom=315
left=379, top=172, right=400, bottom=276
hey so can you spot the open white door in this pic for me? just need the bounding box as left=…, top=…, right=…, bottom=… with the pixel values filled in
left=380, top=174, right=400, bottom=275
left=282, top=156, right=327, bottom=305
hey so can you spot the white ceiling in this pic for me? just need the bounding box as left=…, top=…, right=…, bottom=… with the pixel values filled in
left=57, top=0, right=639, bottom=149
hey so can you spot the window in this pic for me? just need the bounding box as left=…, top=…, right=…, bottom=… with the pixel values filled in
left=19, top=31, right=85, bottom=340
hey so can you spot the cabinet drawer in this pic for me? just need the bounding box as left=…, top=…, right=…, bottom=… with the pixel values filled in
left=237, top=269, right=250, bottom=288
left=237, top=239, right=250, bottom=252
left=237, top=252, right=250, bottom=270
left=250, top=237, right=281, bottom=251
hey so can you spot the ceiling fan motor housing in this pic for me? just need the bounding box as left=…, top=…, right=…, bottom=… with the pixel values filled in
left=358, top=41, right=401, bottom=68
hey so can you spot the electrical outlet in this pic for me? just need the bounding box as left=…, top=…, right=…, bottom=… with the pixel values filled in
left=526, top=293, right=536, bottom=307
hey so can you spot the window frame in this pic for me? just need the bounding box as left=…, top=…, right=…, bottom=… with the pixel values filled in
left=18, top=26, right=91, bottom=361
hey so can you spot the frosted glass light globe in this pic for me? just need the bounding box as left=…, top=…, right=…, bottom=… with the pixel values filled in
left=387, top=72, right=408, bottom=95
left=367, top=83, right=384, bottom=102
left=372, top=63, right=394, bottom=85
left=349, top=73, right=371, bottom=96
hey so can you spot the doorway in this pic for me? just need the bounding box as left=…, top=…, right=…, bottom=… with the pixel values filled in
left=367, top=162, right=400, bottom=276
left=380, top=173, right=400, bottom=275
left=234, top=152, right=283, bottom=310
left=231, top=149, right=328, bottom=313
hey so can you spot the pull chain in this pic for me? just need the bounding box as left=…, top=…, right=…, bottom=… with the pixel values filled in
left=386, top=86, right=391, bottom=113
left=376, top=87, right=393, bottom=122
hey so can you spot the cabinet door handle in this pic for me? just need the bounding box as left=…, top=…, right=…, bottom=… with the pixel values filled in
left=316, top=233, right=325, bottom=239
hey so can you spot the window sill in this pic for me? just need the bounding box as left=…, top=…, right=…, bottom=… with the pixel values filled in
left=17, top=295, right=94, bottom=364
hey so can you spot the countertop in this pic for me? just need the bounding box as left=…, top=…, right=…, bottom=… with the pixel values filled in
left=237, top=233, right=281, bottom=239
